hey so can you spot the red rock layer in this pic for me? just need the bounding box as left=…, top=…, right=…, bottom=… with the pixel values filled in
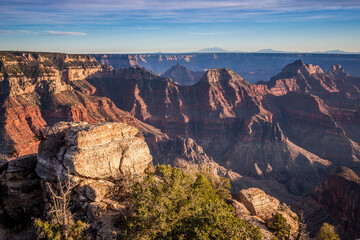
left=90, top=66, right=341, bottom=194
left=308, top=167, right=360, bottom=238
left=0, top=52, right=165, bottom=159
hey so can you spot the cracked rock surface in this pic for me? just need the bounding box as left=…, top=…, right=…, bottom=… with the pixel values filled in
left=36, top=121, right=152, bottom=181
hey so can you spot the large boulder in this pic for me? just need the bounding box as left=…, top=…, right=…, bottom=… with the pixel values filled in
left=36, top=122, right=152, bottom=181
left=238, top=188, right=299, bottom=236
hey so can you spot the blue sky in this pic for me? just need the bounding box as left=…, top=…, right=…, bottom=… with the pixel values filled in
left=0, top=0, right=360, bottom=53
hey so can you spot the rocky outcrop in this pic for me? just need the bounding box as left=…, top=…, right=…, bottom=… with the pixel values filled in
left=237, top=188, right=299, bottom=239
left=36, top=122, right=152, bottom=181
left=0, top=155, right=43, bottom=230
left=161, top=64, right=204, bottom=85
left=0, top=121, right=157, bottom=239
left=308, top=166, right=360, bottom=238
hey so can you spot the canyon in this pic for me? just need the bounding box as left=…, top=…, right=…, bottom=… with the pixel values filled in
left=1, top=51, right=360, bottom=238
left=92, top=53, right=360, bottom=83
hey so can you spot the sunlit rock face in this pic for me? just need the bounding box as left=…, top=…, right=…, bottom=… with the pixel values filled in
left=36, top=121, right=152, bottom=181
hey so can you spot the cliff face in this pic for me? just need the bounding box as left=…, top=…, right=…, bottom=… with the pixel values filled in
left=0, top=52, right=165, bottom=159
left=265, top=60, right=360, bottom=101
left=36, top=122, right=153, bottom=181
left=308, top=167, right=360, bottom=238
left=92, top=53, right=360, bottom=83
left=89, top=65, right=341, bottom=195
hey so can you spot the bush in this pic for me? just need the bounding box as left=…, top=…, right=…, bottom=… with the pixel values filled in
left=122, top=164, right=262, bottom=240
left=34, top=219, right=86, bottom=240
left=317, top=223, right=340, bottom=240
left=267, top=213, right=291, bottom=240
left=34, top=177, right=87, bottom=240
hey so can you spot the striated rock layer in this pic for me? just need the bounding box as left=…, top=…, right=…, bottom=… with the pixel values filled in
left=89, top=64, right=348, bottom=195
left=308, top=167, right=360, bottom=238
left=36, top=122, right=152, bottom=181
left=236, top=188, right=299, bottom=239
left=0, top=52, right=165, bottom=159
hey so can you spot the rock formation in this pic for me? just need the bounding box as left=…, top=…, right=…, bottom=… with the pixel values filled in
left=89, top=65, right=336, bottom=195
left=161, top=64, right=204, bottom=85
left=265, top=60, right=360, bottom=101
left=36, top=122, right=152, bottom=181
left=0, top=52, right=165, bottom=159
left=308, top=166, right=360, bottom=238
left=236, top=188, right=299, bottom=239
left=0, top=122, right=155, bottom=239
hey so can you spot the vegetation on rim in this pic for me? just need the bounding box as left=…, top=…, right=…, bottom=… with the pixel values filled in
left=120, top=164, right=262, bottom=240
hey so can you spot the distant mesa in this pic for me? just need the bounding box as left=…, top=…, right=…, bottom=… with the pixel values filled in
left=255, top=49, right=288, bottom=53
left=314, top=49, right=359, bottom=54
left=196, top=47, right=229, bottom=53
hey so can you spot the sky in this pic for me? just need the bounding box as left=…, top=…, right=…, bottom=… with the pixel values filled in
left=0, top=0, right=360, bottom=53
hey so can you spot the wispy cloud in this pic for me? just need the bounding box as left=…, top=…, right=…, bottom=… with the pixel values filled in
left=1, top=0, right=360, bottom=26
left=0, top=30, right=17, bottom=34
left=0, top=29, right=86, bottom=36
left=0, top=29, right=33, bottom=34
left=46, top=31, right=86, bottom=36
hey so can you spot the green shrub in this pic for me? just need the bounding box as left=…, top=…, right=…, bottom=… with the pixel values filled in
left=317, top=223, right=340, bottom=240
left=122, top=164, right=262, bottom=240
left=34, top=219, right=86, bottom=240
left=33, top=177, right=86, bottom=240
left=267, top=213, right=291, bottom=239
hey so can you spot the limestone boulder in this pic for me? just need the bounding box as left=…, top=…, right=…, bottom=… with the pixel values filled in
left=36, top=121, right=152, bottom=181
left=238, top=188, right=280, bottom=219
left=238, top=188, right=299, bottom=235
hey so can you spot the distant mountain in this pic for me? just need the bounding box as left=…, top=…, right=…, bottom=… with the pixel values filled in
left=197, top=47, right=228, bottom=53
left=256, top=49, right=289, bottom=53
left=313, top=50, right=360, bottom=54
